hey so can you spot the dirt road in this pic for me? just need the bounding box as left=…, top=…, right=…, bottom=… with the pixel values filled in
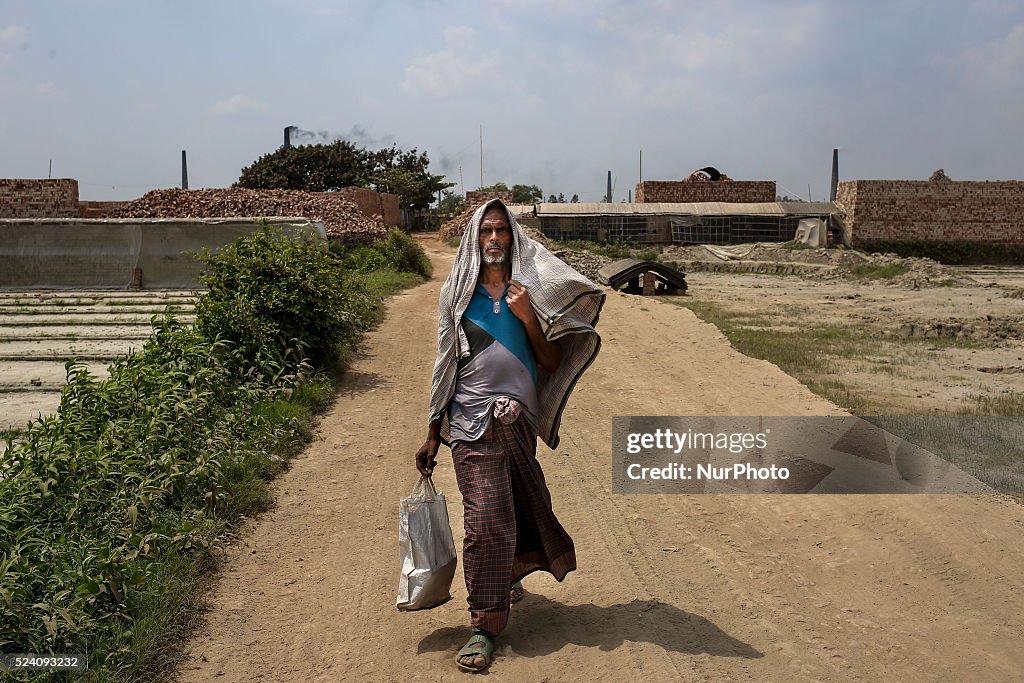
left=177, top=237, right=1024, bottom=682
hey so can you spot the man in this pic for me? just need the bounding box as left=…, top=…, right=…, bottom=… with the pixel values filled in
left=415, top=199, right=604, bottom=672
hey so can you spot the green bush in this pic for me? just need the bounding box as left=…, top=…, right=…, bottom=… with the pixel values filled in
left=194, top=224, right=376, bottom=372
left=0, top=225, right=432, bottom=678
left=330, top=227, right=432, bottom=278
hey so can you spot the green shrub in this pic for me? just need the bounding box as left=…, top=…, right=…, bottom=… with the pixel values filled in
left=194, top=224, right=375, bottom=372
left=330, top=227, right=432, bottom=278
left=0, top=225, right=431, bottom=677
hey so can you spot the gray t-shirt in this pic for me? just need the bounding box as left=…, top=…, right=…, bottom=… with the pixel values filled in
left=448, top=284, right=539, bottom=443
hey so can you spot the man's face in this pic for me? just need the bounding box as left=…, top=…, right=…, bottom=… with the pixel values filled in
left=479, top=208, right=512, bottom=265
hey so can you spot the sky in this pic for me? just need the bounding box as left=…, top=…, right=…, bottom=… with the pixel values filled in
left=1, top=0, right=1022, bottom=202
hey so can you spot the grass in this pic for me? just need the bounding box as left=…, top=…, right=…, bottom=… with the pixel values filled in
left=846, top=263, right=910, bottom=279
left=665, top=295, right=1024, bottom=495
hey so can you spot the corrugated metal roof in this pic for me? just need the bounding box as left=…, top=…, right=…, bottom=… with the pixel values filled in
left=535, top=202, right=786, bottom=216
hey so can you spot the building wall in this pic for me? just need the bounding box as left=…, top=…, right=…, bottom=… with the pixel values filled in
left=0, top=179, right=80, bottom=218
left=336, top=186, right=401, bottom=227
left=635, top=180, right=776, bottom=203
left=836, top=179, right=1024, bottom=244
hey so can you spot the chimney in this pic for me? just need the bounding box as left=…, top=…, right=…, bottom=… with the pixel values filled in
left=830, top=148, right=839, bottom=202
left=606, top=170, right=612, bottom=203
left=284, top=126, right=296, bottom=149
left=181, top=150, right=188, bottom=190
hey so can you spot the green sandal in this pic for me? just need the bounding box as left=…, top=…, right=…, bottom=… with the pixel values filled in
left=456, top=632, right=494, bottom=672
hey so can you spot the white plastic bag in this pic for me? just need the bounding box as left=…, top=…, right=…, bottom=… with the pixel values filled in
left=396, top=475, right=458, bottom=610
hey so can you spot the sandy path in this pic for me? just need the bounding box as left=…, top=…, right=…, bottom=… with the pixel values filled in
left=176, top=237, right=1024, bottom=682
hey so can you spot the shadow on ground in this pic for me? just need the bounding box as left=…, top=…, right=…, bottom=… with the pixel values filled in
left=418, top=593, right=761, bottom=660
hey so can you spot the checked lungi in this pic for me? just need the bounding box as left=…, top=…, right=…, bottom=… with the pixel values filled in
left=451, top=406, right=576, bottom=636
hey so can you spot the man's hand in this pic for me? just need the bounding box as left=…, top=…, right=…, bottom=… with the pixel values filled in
left=507, top=280, right=563, bottom=374
left=415, top=438, right=440, bottom=477
left=506, top=280, right=537, bottom=325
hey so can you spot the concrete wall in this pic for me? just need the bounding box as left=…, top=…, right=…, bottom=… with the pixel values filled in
left=836, top=179, right=1024, bottom=244
left=0, top=217, right=324, bottom=289
left=0, top=178, right=80, bottom=217
left=337, top=186, right=401, bottom=227
left=636, top=180, right=776, bottom=203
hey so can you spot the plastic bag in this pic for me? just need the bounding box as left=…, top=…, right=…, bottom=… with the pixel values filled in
left=396, top=475, right=458, bottom=610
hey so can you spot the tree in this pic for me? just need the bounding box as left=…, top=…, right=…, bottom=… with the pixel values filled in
left=436, top=190, right=465, bottom=215
left=570, top=194, right=579, bottom=203
left=236, top=140, right=371, bottom=191
left=367, top=145, right=452, bottom=211
left=511, top=184, right=543, bottom=204
left=235, top=141, right=452, bottom=211
left=477, top=182, right=510, bottom=194
left=546, top=194, right=558, bottom=203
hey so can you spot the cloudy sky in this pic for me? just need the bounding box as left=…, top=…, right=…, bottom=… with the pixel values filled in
left=1, top=0, right=1022, bottom=202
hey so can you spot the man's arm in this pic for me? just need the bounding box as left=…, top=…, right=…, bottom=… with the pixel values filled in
left=506, top=280, right=562, bottom=374
left=415, top=417, right=443, bottom=476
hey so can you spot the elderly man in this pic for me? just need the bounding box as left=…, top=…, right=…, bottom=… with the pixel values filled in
left=415, top=198, right=604, bottom=672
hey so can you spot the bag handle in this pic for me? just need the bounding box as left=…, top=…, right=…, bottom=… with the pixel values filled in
left=409, top=475, right=439, bottom=499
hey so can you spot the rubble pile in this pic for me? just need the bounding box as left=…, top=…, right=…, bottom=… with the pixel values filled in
left=110, top=188, right=388, bottom=244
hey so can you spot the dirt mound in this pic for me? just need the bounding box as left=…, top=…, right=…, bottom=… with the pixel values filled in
left=110, top=188, right=388, bottom=244
left=889, top=315, right=1024, bottom=341
left=660, top=243, right=971, bottom=288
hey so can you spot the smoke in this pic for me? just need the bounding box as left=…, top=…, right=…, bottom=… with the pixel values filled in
left=289, top=125, right=396, bottom=150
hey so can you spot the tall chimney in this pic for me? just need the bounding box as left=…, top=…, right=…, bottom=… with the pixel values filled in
left=284, top=126, right=296, bottom=149
left=830, top=148, right=839, bottom=202
left=606, top=170, right=612, bottom=203
left=181, top=150, right=188, bottom=190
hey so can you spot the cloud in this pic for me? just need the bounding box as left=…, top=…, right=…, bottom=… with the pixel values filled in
left=209, top=94, right=269, bottom=115
left=0, top=24, right=28, bottom=44
left=36, top=81, right=67, bottom=101
left=937, top=22, right=1024, bottom=93
left=400, top=25, right=499, bottom=97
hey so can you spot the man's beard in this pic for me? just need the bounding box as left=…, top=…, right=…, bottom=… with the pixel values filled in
left=481, top=243, right=507, bottom=265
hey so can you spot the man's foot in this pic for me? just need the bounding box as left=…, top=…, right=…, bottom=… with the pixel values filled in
left=456, top=631, right=494, bottom=672
left=510, top=580, right=525, bottom=604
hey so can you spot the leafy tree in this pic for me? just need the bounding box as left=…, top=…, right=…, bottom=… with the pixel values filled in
left=236, top=141, right=371, bottom=192
left=570, top=194, right=579, bottom=203
left=511, top=184, right=543, bottom=204
left=546, top=194, right=557, bottom=203
left=436, top=190, right=465, bottom=215
left=367, top=146, right=452, bottom=211
left=236, top=141, right=451, bottom=212
left=478, top=182, right=510, bottom=193
left=557, top=192, right=565, bottom=203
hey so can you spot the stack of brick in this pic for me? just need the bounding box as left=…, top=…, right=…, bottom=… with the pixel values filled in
left=109, top=188, right=388, bottom=244
left=635, top=180, right=776, bottom=203
left=440, top=201, right=488, bottom=242
left=465, top=190, right=513, bottom=205
left=835, top=179, right=1024, bottom=244
left=0, top=178, right=80, bottom=218
left=337, top=186, right=401, bottom=227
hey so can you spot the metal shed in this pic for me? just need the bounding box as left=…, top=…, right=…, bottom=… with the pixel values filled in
left=535, top=201, right=836, bottom=245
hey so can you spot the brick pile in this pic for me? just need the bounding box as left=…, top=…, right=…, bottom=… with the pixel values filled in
left=440, top=201, right=487, bottom=242
left=109, top=188, right=388, bottom=244
left=465, top=190, right=513, bottom=205
left=835, top=179, right=1024, bottom=244
left=635, top=180, right=776, bottom=203
left=0, top=178, right=80, bottom=218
